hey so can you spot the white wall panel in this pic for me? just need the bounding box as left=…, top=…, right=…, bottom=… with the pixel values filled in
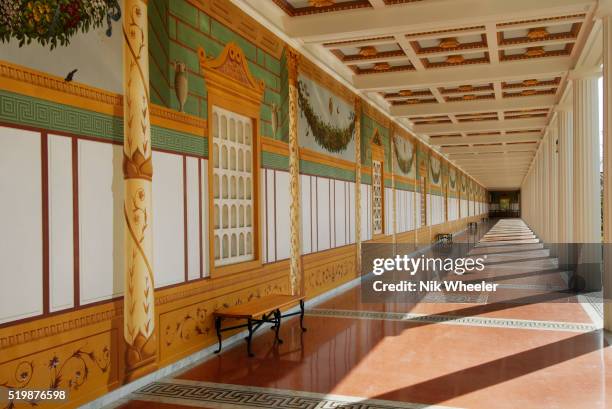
left=384, top=187, right=393, bottom=236
left=275, top=171, right=291, bottom=260
left=316, top=177, right=330, bottom=251
left=334, top=180, right=346, bottom=247
left=0, top=127, right=42, bottom=323
left=152, top=151, right=184, bottom=288
left=415, top=192, right=422, bottom=229
left=265, top=169, right=276, bottom=261
left=360, top=184, right=371, bottom=241
left=186, top=157, right=200, bottom=280
left=48, top=134, right=74, bottom=312
left=300, top=174, right=312, bottom=254
left=201, top=160, right=209, bottom=277
left=78, top=140, right=123, bottom=305
left=348, top=181, right=355, bottom=244
left=260, top=169, right=267, bottom=263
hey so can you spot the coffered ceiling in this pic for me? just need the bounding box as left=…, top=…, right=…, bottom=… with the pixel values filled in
left=241, top=0, right=600, bottom=190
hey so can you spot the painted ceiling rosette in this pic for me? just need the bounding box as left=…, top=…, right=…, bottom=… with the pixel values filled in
left=392, top=135, right=414, bottom=175
left=297, top=78, right=355, bottom=154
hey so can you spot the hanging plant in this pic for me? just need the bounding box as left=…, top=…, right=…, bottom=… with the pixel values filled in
left=0, top=0, right=121, bottom=50
left=392, top=135, right=414, bottom=174
left=297, top=80, right=355, bottom=153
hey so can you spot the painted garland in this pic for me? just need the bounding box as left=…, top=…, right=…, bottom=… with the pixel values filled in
left=430, top=157, right=441, bottom=184
left=0, top=0, right=121, bottom=49
left=392, top=135, right=414, bottom=174
left=297, top=80, right=355, bottom=153
left=449, top=169, right=457, bottom=189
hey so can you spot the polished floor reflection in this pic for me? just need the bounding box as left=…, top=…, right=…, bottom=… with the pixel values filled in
left=112, top=219, right=610, bottom=409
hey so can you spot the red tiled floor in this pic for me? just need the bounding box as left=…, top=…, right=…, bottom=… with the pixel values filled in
left=113, top=220, right=609, bottom=409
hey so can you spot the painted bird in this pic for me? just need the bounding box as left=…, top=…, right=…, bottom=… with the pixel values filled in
left=64, top=69, right=78, bottom=82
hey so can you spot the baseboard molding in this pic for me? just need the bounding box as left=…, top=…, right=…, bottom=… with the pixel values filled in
left=79, top=274, right=363, bottom=409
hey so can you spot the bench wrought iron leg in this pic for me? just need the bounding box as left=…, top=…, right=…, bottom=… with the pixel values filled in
left=214, top=317, right=222, bottom=354
left=299, top=299, right=307, bottom=332
left=274, top=309, right=283, bottom=344
left=246, top=318, right=255, bottom=357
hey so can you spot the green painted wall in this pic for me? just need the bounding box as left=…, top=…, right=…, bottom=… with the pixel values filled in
left=148, top=0, right=282, bottom=140
left=0, top=90, right=207, bottom=157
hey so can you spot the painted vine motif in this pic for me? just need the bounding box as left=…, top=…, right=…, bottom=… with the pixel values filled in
left=1, top=345, right=110, bottom=409
left=393, top=136, right=414, bottom=175
left=0, top=0, right=121, bottom=49
left=297, top=79, right=355, bottom=153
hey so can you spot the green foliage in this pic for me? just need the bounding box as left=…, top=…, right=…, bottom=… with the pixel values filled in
left=297, top=80, right=355, bottom=153
left=0, top=0, right=121, bottom=50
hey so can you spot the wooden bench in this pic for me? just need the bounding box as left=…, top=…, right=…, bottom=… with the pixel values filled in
left=435, top=233, right=453, bottom=244
left=213, top=294, right=306, bottom=357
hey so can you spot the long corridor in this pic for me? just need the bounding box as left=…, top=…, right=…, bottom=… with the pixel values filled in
left=111, top=219, right=609, bottom=409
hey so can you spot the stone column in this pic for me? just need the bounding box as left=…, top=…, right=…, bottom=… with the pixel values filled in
left=542, top=137, right=550, bottom=242
left=572, top=75, right=601, bottom=290
left=390, top=125, right=397, bottom=243
left=354, top=98, right=362, bottom=273
left=602, top=14, right=612, bottom=330
left=557, top=108, right=573, bottom=243
left=287, top=49, right=302, bottom=295
left=122, top=0, right=156, bottom=381
left=549, top=122, right=558, bottom=244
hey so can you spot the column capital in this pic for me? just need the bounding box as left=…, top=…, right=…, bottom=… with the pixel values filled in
left=568, top=66, right=602, bottom=80
left=596, top=0, right=612, bottom=18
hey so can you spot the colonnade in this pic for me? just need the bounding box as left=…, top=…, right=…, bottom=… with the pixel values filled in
left=522, top=12, right=612, bottom=331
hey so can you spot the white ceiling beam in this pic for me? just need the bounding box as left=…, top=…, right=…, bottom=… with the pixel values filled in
left=485, top=23, right=500, bottom=65
left=391, top=94, right=554, bottom=116
left=415, top=117, right=547, bottom=133
left=368, top=0, right=386, bottom=8
left=354, top=57, right=572, bottom=91
left=441, top=144, right=538, bottom=154
left=448, top=152, right=535, bottom=160
left=461, top=164, right=532, bottom=170
left=284, top=0, right=595, bottom=42
left=431, top=133, right=540, bottom=145
left=453, top=153, right=535, bottom=160
left=395, top=34, right=426, bottom=70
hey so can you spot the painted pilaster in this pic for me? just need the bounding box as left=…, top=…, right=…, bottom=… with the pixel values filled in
left=572, top=75, right=601, bottom=290
left=354, top=98, right=362, bottom=272
left=602, top=14, right=612, bottom=330
left=122, top=0, right=156, bottom=381
left=287, top=48, right=302, bottom=295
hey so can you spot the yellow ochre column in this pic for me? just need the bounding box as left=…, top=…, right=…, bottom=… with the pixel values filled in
left=287, top=48, right=303, bottom=295
left=122, top=0, right=156, bottom=381
left=354, top=98, right=362, bottom=273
